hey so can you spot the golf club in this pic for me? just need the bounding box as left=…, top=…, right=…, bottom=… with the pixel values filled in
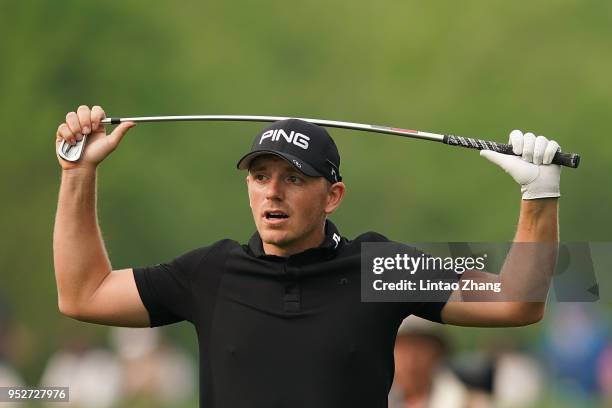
left=57, top=115, right=580, bottom=168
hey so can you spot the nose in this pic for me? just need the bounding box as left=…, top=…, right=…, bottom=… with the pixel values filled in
left=265, top=176, right=285, bottom=201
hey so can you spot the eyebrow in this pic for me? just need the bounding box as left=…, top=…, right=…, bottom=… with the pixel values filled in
left=248, top=164, right=267, bottom=172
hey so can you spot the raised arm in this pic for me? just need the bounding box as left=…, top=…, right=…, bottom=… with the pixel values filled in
left=441, top=130, right=561, bottom=327
left=53, top=105, right=148, bottom=327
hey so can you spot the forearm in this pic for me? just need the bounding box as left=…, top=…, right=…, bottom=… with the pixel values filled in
left=53, top=167, right=112, bottom=311
left=446, top=199, right=559, bottom=325
left=467, top=200, right=558, bottom=295
left=498, top=198, right=558, bottom=306
left=513, top=198, right=559, bottom=242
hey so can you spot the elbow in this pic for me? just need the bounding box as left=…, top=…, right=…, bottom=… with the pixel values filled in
left=58, top=297, right=73, bottom=317
left=515, top=313, right=543, bottom=327
left=510, top=303, right=545, bottom=326
left=58, top=298, right=83, bottom=320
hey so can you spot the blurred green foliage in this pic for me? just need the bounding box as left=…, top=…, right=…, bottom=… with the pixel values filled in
left=1, top=0, right=610, bottom=398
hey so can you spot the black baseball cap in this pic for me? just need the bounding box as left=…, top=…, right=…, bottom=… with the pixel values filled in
left=236, top=119, right=342, bottom=183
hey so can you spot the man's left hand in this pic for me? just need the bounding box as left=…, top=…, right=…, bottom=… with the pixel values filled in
left=480, top=130, right=561, bottom=200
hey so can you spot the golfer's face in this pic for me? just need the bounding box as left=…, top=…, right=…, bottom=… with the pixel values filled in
left=247, top=155, right=329, bottom=252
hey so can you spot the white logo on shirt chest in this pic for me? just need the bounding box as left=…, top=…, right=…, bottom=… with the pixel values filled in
left=332, top=233, right=341, bottom=248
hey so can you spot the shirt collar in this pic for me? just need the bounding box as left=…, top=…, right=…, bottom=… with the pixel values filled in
left=247, top=219, right=343, bottom=258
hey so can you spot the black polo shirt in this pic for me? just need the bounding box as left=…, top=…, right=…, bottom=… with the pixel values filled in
left=133, top=221, right=455, bottom=408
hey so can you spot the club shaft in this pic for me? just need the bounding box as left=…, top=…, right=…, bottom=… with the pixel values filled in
left=100, top=115, right=445, bottom=142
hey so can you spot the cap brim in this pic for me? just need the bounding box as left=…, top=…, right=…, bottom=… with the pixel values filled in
left=236, top=150, right=321, bottom=178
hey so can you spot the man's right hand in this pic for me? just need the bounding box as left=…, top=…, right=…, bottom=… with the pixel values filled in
left=55, top=105, right=136, bottom=170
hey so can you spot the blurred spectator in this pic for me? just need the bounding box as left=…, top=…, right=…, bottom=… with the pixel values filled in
left=389, top=316, right=491, bottom=408
left=494, top=351, right=544, bottom=408
left=598, top=344, right=612, bottom=405
left=39, top=324, right=195, bottom=407
left=451, top=351, right=495, bottom=396
left=110, top=327, right=195, bottom=406
left=452, top=346, right=545, bottom=407
left=40, top=332, right=121, bottom=408
left=540, top=303, right=610, bottom=402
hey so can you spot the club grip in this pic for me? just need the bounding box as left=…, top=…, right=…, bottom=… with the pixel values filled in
left=443, top=135, right=580, bottom=168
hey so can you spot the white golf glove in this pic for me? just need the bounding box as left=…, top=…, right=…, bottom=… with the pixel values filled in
left=480, top=130, right=561, bottom=200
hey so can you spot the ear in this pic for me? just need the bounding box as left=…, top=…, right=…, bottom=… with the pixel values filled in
left=324, top=182, right=346, bottom=215
left=245, top=175, right=253, bottom=209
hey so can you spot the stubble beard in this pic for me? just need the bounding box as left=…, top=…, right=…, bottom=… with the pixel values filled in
left=259, top=217, right=325, bottom=252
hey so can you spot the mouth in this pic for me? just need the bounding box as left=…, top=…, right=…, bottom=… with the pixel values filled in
left=264, top=210, right=289, bottom=220
left=263, top=210, right=290, bottom=224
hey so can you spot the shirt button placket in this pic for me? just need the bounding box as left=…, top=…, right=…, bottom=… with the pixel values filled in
left=283, top=263, right=301, bottom=313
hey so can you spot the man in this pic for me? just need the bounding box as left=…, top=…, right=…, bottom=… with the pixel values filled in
left=54, top=105, right=560, bottom=407
left=389, top=316, right=488, bottom=408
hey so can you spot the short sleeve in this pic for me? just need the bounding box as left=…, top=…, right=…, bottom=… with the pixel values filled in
left=133, top=246, right=212, bottom=327
left=354, top=232, right=458, bottom=323
left=367, top=240, right=460, bottom=324
left=410, top=299, right=451, bottom=323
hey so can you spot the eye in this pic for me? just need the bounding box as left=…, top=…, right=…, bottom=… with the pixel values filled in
left=253, top=173, right=267, bottom=182
left=287, top=175, right=303, bottom=184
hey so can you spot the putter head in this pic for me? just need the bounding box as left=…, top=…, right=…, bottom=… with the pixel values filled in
left=57, top=136, right=86, bottom=162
